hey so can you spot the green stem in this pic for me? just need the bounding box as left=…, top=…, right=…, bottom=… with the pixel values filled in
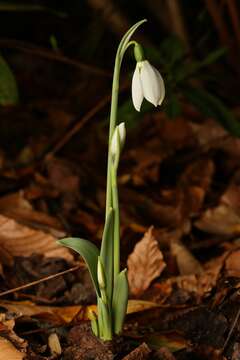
left=105, top=55, right=120, bottom=219
left=105, top=20, right=147, bottom=220
left=111, top=163, right=120, bottom=282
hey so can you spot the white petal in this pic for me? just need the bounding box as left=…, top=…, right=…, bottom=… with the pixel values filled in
left=131, top=64, right=144, bottom=111
left=152, top=66, right=165, bottom=105
left=141, top=60, right=162, bottom=107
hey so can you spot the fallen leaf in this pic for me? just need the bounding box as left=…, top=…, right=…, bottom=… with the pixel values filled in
left=144, top=332, right=189, bottom=352
left=0, top=313, right=27, bottom=354
left=195, top=204, right=240, bottom=236
left=127, top=226, right=166, bottom=296
left=180, top=158, right=215, bottom=216
left=221, top=170, right=240, bottom=215
left=0, top=337, right=25, bottom=360
left=0, top=192, right=64, bottom=236
left=190, top=118, right=227, bottom=148
left=0, top=300, right=84, bottom=323
left=0, top=214, right=72, bottom=261
left=190, top=118, right=240, bottom=158
left=225, top=249, right=240, bottom=277
left=232, top=342, right=240, bottom=360
left=126, top=300, right=159, bottom=314
left=170, top=241, right=203, bottom=275
left=163, top=262, right=221, bottom=300
left=46, top=157, right=80, bottom=212
left=122, top=342, right=151, bottom=360
left=0, top=300, right=159, bottom=324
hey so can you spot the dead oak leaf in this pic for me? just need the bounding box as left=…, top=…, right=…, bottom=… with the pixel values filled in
left=0, top=300, right=159, bottom=325
left=0, top=337, right=25, bottom=360
left=171, top=241, right=203, bottom=276
left=195, top=204, right=240, bottom=236
left=0, top=214, right=72, bottom=261
left=225, top=249, right=240, bottom=277
left=0, top=314, right=27, bottom=354
left=127, top=226, right=166, bottom=296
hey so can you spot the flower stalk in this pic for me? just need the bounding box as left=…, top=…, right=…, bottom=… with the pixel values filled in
left=58, top=19, right=165, bottom=341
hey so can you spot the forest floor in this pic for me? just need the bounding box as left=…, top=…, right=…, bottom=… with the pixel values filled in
left=0, top=23, right=240, bottom=358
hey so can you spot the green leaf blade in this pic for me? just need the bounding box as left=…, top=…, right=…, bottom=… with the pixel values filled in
left=98, top=297, right=112, bottom=340
left=0, top=55, right=18, bottom=106
left=112, top=269, right=128, bottom=334
left=183, top=86, right=240, bottom=137
left=100, top=208, right=114, bottom=300
left=58, top=237, right=100, bottom=296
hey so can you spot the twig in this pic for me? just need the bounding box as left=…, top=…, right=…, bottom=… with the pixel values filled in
left=0, top=264, right=83, bottom=297
left=0, top=39, right=111, bottom=77
left=226, top=0, right=240, bottom=46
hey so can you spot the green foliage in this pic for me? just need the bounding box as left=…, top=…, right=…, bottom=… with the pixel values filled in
left=57, top=237, right=100, bottom=297
left=164, top=94, right=182, bottom=119
left=183, top=86, right=240, bottom=136
left=0, top=55, right=18, bottom=106
left=0, top=1, right=67, bottom=17
left=112, top=269, right=128, bottom=334
left=100, top=208, right=114, bottom=300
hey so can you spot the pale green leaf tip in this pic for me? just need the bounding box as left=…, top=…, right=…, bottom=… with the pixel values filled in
left=57, top=239, right=65, bottom=245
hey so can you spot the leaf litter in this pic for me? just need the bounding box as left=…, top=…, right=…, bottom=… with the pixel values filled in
left=0, top=58, right=240, bottom=359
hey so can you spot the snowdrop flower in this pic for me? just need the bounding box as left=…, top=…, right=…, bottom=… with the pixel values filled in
left=111, top=122, right=126, bottom=157
left=132, top=60, right=165, bottom=111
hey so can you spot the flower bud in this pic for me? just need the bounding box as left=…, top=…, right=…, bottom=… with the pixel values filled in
left=97, top=257, right=106, bottom=289
left=110, top=122, right=126, bottom=157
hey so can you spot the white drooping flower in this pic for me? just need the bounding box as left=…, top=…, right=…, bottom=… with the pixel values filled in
left=111, top=122, right=126, bottom=157
left=131, top=60, right=165, bottom=111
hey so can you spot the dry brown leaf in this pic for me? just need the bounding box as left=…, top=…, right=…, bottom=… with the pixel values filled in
left=0, top=337, right=25, bottom=360
left=0, top=192, right=65, bottom=236
left=0, top=314, right=27, bottom=354
left=164, top=269, right=219, bottom=300
left=126, top=300, right=159, bottom=313
left=161, top=253, right=224, bottom=300
left=180, top=158, right=215, bottom=216
left=171, top=241, right=203, bottom=275
left=127, top=226, right=166, bottom=296
left=0, top=214, right=72, bottom=261
left=195, top=204, right=240, bottom=236
left=0, top=300, right=159, bottom=324
left=225, top=249, right=240, bottom=277
left=0, top=300, right=87, bottom=323
left=221, top=170, right=240, bottom=215
left=0, top=313, right=27, bottom=360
